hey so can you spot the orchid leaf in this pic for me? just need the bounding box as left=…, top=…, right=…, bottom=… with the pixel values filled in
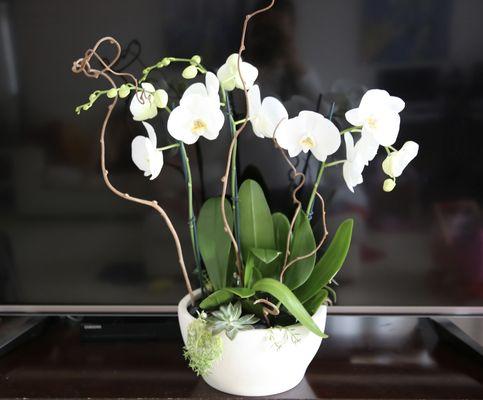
left=238, top=180, right=275, bottom=259
left=198, top=197, right=233, bottom=290
left=304, top=289, right=329, bottom=315
left=244, top=253, right=266, bottom=288
left=253, top=278, right=327, bottom=338
left=283, top=211, right=316, bottom=290
left=295, top=219, right=353, bottom=303
left=199, top=287, right=255, bottom=309
left=250, top=248, right=281, bottom=264
left=263, top=212, right=290, bottom=278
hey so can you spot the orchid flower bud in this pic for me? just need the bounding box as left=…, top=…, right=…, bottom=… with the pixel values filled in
left=106, top=88, right=117, bottom=98
left=118, top=84, right=130, bottom=98
left=383, top=178, right=396, bottom=192
left=182, top=65, right=198, bottom=79
left=154, top=89, right=168, bottom=109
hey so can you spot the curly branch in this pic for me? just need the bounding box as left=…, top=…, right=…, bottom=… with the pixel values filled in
left=254, top=298, right=280, bottom=326
left=280, top=192, right=328, bottom=281
left=72, top=37, right=195, bottom=305
left=219, top=0, right=277, bottom=282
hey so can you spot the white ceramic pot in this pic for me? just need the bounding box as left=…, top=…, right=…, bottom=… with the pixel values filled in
left=178, top=290, right=327, bottom=397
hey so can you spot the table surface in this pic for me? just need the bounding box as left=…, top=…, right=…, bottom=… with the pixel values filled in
left=0, top=315, right=482, bottom=399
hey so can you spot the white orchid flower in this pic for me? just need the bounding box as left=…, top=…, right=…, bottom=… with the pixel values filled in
left=131, top=122, right=164, bottom=180
left=342, top=133, right=366, bottom=193
left=353, top=131, right=379, bottom=166
left=181, top=72, right=221, bottom=107
left=130, top=83, right=169, bottom=121
left=247, top=85, right=288, bottom=138
left=345, top=89, right=405, bottom=147
left=382, top=141, right=419, bottom=178
left=167, top=72, right=224, bottom=145
left=276, top=111, right=341, bottom=161
left=217, top=53, right=258, bottom=91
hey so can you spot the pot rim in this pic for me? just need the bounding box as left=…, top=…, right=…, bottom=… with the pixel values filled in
left=178, top=289, right=327, bottom=335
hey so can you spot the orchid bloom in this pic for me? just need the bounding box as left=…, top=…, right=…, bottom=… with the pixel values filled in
left=167, top=72, right=224, bottom=144
left=345, top=89, right=405, bottom=146
left=217, top=53, right=258, bottom=91
left=247, top=85, right=288, bottom=138
left=382, top=141, right=419, bottom=178
left=131, top=122, right=164, bottom=180
left=276, top=111, right=341, bottom=161
left=353, top=131, right=379, bottom=166
left=342, top=132, right=366, bottom=192
left=129, top=82, right=168, bottom=121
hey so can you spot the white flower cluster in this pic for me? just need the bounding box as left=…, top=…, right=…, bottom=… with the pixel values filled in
left=129, top=53, right=418, bottom=192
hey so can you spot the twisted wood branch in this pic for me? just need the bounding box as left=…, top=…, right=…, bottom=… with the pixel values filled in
left=72, top=37, right=195, bottom=305
left=219, top=0, right=276, bottom=281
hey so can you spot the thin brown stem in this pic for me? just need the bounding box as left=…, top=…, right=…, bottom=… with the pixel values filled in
left=219, top=0, right=276, bottom=282
left=280, top=192, right=328, bottom=281
left=72, top=37, right=195, bottom=305
left=254, top=298, right=280, bottom=326
left=270, top=134, right=304, bottom=275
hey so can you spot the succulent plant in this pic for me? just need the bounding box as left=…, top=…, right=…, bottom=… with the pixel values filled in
left=206, top=302, right=259, bottom=340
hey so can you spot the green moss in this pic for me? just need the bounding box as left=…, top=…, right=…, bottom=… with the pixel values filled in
left=183, top=315, right=223, bottom=376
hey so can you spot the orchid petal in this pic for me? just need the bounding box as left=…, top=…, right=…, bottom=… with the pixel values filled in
left=167, top=106, right=200, bottom=145
left=345, top=108, right=363, bottom=126
left=131, top=136, right=151, bottom=172
left=142, top=121, right=157, bottom=148
left=276, top=117, right=304, bottom=157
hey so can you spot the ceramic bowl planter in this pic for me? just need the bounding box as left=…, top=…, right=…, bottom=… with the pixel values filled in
left=178, top=291, right=327, bottom=397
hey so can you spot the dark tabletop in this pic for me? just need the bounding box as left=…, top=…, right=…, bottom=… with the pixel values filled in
left=0, top=315, right=482, bottom=399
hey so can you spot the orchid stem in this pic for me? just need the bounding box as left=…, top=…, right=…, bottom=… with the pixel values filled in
left=139, top=57, right=207, bottom=84
left=234, top=118, right=247, bottom=125
left=222, top=89, right=242, bottom=263
left=306, top=104, right=337, bottom=220
left=158, top=143, right=179, bottom=151
left=306, top=162, right=325, bottom=219
left=179, top=142, right=204, bottom=297
left=340, top=126, right=362, bottom=135
left=324, top=160, right=345, bottom=167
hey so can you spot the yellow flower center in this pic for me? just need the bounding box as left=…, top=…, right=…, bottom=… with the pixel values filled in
left=367, top=116, right=378, bottom=130
left=191, top=119, right=207, bottom=134
left=299, top=135, right=316, bottom=151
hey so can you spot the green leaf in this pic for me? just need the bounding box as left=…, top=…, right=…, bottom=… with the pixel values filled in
left=199, top=290, right=233, bottom=309
left=250, top=248, right=281, bottom=264
left=295, top=219, right=353, bottom=303
left=244, top=253, right=266, bottom=288
left=304, top=289, right=328, bottom=315
left=199, top=287, right=255, bottom=309
left=238, top=180, right=275, bottom=259
left=263, top=213, right=290, bottom=278
left=252, top=266, right=263, bottom=284
left=283, top=211, right=316, bottom=290
left=243, top=255, right=255, bottom=288
left=272, top=212, right=290, bottom=254
left=198, top=197, right=233, bottom=290
left=252, top=278, right=327, bottom=338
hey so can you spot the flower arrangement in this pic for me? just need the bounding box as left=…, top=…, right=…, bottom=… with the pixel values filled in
left=71, top=0, right=418, bottom=395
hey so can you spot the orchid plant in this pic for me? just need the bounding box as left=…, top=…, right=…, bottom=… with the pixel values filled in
left=72, top=4, right=418, bottom=376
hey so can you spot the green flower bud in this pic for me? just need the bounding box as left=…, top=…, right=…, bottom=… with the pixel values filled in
left=82, top=103, right=92, bottom=111
left=153, top=89, right=168, bottom=108
left=191, top=55, right=201, bottom=64
left=143, top=67, right=150, bottom=74
left=383, top=178, right=396, bottom=192
left=161, top=57, right=171, bottom=66
left=106, top=88, right=118, bottom=98
left=118, top=84, right=130, bottom=98
left=182, top=65, right=198, bottom=79
left=88, top=93, right=97, bottom=102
